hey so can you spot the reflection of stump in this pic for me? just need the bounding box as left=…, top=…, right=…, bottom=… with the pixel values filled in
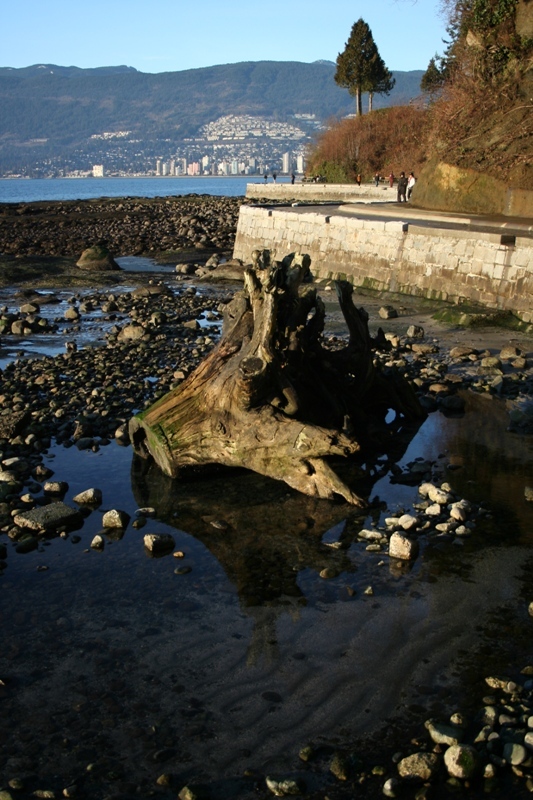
left=129, top=250, right=425, bottom=505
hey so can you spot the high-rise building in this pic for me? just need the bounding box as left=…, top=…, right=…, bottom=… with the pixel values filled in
left=296, top=154, right=305, bottom=174
left=156, top=159, right=162, bottom=176
left=282, top=152, right=291, bottom=174
left=92, top=164, right=104, bottom=177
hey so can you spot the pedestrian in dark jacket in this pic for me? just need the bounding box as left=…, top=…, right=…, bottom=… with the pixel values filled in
left=397, top=172, right=408, bottom=202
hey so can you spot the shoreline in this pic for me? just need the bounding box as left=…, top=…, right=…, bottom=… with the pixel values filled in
left=1, top=201, right=533, bottom=799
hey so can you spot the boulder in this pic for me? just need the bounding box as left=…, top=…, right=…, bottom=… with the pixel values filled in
left=77, top=245, right=120, bottom=271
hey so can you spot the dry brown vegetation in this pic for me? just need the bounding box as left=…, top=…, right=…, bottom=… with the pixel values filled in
left=308, top=0, right=533, bottom=190
left=307, top=105, right=431, bottom=183
left=425, top=40, right=533, bottom=186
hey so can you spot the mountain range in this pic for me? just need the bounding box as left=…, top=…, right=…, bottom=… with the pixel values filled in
left=0, top=61, right=424, bottom=175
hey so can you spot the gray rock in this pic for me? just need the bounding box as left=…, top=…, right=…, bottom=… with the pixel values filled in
left=406, top=325, right=424, bottom=338
left=443, top=744, right=480, bottom=779
left=439, top=394, right=466, bottom=412
left=43, top=480, right=69, bottom=494
left=480, top=356, right=502, bottom=369
left=77, top=245, right=120, bottom=271
left=72, top=487, right=103, bottom=505
left=144, top=533, right=175, bottom=554
left=265, top=776, right=302, bottom=796
left=379, top=305, right=398, bottom=319
left=14, top=502, right=82, bottom=533
left=389, top=532, right=419, bottom=561
left=64, top=306, right=81, bottom=321
left=397, top=513, right=418, bottom=531
left=419, top=483, right=453, bottom=505
left=524, top=730, right=533, bottom=750
left=503, top=742, right=527, bottom=765
left=397, top=752, right=440, bottom=781
left=102, top=509, right=130, bottom=529
left=20, top=302, right=40, bottom=314
left=119, top=322, right=146, bottom=341
left=500, top=345, right=521, bottom=360
left=425, top=719, right=464, bottom=746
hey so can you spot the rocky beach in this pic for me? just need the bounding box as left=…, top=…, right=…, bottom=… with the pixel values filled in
left=1, top=197, right=533, bottom=800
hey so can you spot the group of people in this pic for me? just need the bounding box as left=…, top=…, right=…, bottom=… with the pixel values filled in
left=374, top=170, right=416, bottom=202
left=395, top=171, right=416, bottom=202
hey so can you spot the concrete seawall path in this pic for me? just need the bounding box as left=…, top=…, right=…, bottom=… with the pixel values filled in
left=235, top=193, right=533, bottom=321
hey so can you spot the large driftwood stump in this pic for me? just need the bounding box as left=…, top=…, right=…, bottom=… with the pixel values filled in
left=129, top=250, right=425, bottom=505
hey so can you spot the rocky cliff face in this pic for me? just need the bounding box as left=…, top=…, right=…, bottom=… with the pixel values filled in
left=415, top=0, right=533, bottom=217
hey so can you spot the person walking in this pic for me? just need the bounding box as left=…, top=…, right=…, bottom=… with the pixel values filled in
left=397, top=171, right=408, bottom=202
left=407, top=171, right=416, bottom=200
left=388, top=172, right=395, bottom=188
left=374, top=172, right=380, bottom=187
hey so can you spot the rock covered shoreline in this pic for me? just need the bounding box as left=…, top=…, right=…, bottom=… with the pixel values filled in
left=0, top=269, right=533, bottom=798
left=1, top=196, right=533, bottom=799
left=0, top=195, right=243, bottom=259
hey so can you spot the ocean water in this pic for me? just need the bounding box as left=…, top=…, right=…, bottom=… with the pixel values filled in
left=0, top=175, right=290, bottom=204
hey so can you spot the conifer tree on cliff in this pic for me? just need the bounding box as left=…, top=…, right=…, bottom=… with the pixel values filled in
left=334, top=18, right=395, bottom=116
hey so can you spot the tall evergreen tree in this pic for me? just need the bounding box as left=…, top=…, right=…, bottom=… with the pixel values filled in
left=334, top=18, right=394, bottom=116
left=420, top=55, right=445, bottom=96
left=368, top=54, right=395, bottom=112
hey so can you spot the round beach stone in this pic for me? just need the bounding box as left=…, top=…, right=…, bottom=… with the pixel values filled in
left=397, top=751, right=440, bottom=781
left=503, top=742, right=527, bottom=765
left=425, top=719, right=463, bottom=746
left=443, top=744, right=480, bottom=779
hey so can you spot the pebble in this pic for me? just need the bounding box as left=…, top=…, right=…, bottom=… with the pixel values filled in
left=265, top=776, right=302, bottom=796
left=90, top=534, right=104, bottom=550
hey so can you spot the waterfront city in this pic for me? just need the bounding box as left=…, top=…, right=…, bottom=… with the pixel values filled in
left=4, top=113, right=312, bottom=180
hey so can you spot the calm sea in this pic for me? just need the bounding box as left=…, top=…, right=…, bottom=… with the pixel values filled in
left=0, top=175, right=290, bottom=204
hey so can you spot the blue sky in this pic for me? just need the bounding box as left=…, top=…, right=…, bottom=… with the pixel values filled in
left=1, top=0, right=448, bottom=74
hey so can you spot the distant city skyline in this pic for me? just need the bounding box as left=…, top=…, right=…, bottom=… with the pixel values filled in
left=2, top=0, right=448, bottom=75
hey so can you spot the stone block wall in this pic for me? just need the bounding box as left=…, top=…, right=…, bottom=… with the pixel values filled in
left=245, top=182, right=393, bottom=203
left=233, top=205, right=533, bottom=321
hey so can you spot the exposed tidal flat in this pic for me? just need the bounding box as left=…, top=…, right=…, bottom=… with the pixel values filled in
left=1, top=198, right=533, bottom=799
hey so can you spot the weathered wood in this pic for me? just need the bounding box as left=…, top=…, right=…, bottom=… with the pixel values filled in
left=129, top=250, right=425, bottom=505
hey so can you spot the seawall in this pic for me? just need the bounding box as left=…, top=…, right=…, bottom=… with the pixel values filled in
left=245, top=182, right=393, bottom=203
left=233, top=203, right=533, bottom=322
